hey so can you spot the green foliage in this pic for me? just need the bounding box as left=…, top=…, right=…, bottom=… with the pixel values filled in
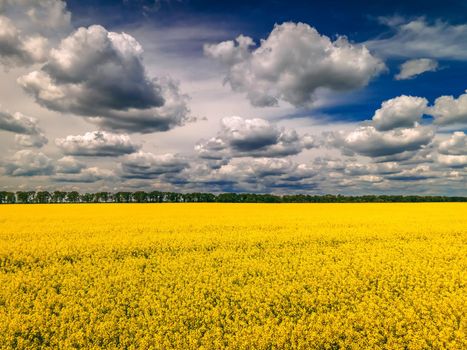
left=0, top=191, right=465, bottom=203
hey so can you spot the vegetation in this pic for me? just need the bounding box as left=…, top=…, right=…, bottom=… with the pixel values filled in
left=0, top=190, right=465, bottom=204
left=0, top=203, right=465, bottom=349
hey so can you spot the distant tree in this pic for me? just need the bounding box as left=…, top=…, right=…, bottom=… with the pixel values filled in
left=147, top=191, right=163, bottom=203
left=165, top=192, right=183, bottom=202
left=217, top=193, right=239, bottom=202
left=35, top=191, right=51, bottom=203
left=67, top=191, right=80, bottom=203
left=52, top=191, right=67, bottom=203
left=16, top=191, right=30, bottom=203
left=94, top=192, right=111, bottom=203
left=1, top=190, right=466, bottom=204
left=115, top=192, right=132, bottom=203
left=132, top=191, right=148, bottom=203
left=81, top=193, right=95, bottom=203
left=0, top=192, right=15, bottom=204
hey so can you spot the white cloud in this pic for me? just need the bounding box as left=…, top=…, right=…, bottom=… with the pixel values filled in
left=328, top=124, right=434, bottom=157
left=436, top=154, right=467, bottom=168
left=15, top=133, right=48, bottom=148
left=429, top=91, right=467, bottom=125
left=367, top=18, right=467, bottom=60
left=196, top=116, right=315, bottom=160
left=358, top=175, right=384, bottom=183
left=18, top=25, right=191, bottom=133
left=56, top=156, right=85, bottom=174
left=2, top=150, right=54, bottom=176
left=371, top=95, right=428, bottom=131
left=205, top=22, right=385, bottom=107
left=395, top=58, right=438, bottom=80
left=438, top=131, right=466, bottom=155
left=56, top=131, right=140, bottom=157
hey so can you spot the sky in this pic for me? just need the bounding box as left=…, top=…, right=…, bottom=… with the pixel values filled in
left=0, top=0, right=466, bottom=195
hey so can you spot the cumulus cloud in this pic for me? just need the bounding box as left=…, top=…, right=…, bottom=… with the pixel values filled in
left=55, top=156, right=85, bottom=174
left=435, top=131, right=467, bottom=168
left=386, top=165, right=438, bottom=181
left=2, top=150, right=54, bottom=176
left=204, top=22, right=385, bottom=107
left=55, top=131, right=140, bottom=157
left=120, top=151, right=189, bottom=179
left=437, top=154, right=467, bottom=168
left=342, top=161, right=400, bottom=176
left=367, top=18, right=467, bottom=60
left=371, top=95, right=428, bottom=131
left=54, top=167, right=114, bottom=183
left=328, top=124, right=434, bottom=157
left=195, top=116, right=315, bottom=160
left=0, top=107, right=40, bottom=134
left=438, top=131, right=466, bottom=155
left=429, top=91, right=467, bottom=125
left=372, top=147, right=434, bottom=165
left=0, top=0, right=70, bottom=67
left=436, top=154, right=467, bottom=168
left=0, top=15, right=48, bottom=67
left=188, top=157, right=317, bottom=192
left=395, top=58, right=438, bottom=80
left=18, top=25, right=190, bottom=133
left=0, top=106, right=48, bottom=147
left=15, top=133, right=48, bottom=148
left=0, top=0, right=71, bottom=34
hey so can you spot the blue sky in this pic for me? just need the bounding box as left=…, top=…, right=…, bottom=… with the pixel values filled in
left=0, top=0, right=466, bottom=195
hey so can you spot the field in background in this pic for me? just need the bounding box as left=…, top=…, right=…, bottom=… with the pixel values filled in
left=0, top=203, right=466, bottom=349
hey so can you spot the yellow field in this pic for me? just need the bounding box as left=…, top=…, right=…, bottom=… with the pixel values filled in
left=0, top=204, right=466, bottom=349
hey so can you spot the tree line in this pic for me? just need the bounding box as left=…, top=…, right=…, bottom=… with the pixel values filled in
left=0, top=191, right=465, bottom=204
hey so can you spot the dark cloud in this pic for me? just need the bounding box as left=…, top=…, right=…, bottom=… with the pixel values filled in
left=0, top=107, right=41, bottom=135
left=0, top=0, right=70, bottom=67
left=196, top=116, right=315, bottom=161
left=53, top=167, right=114, bottom=183
left=2, top=150, right=54, bottom=176
left=0, top=15, right=48, bottom=67
left=0, top=107, right=48, bottom=148
left=18, top=25, right=190, bottom=133
left=386, top=165, right=438, bottom=181
left=120, top=151, right=189, bottom=179
left=55, top=156, right=86, bottom=174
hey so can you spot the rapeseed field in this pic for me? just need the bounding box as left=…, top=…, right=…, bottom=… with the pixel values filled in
left=0, top=203, right=465, bottom=349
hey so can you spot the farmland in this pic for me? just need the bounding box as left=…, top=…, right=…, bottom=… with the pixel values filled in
left=0, top=203, right=466, bottom=349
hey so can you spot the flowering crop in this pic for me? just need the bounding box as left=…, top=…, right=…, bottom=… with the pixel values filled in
left=0, top=203, right=465, bottom=349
